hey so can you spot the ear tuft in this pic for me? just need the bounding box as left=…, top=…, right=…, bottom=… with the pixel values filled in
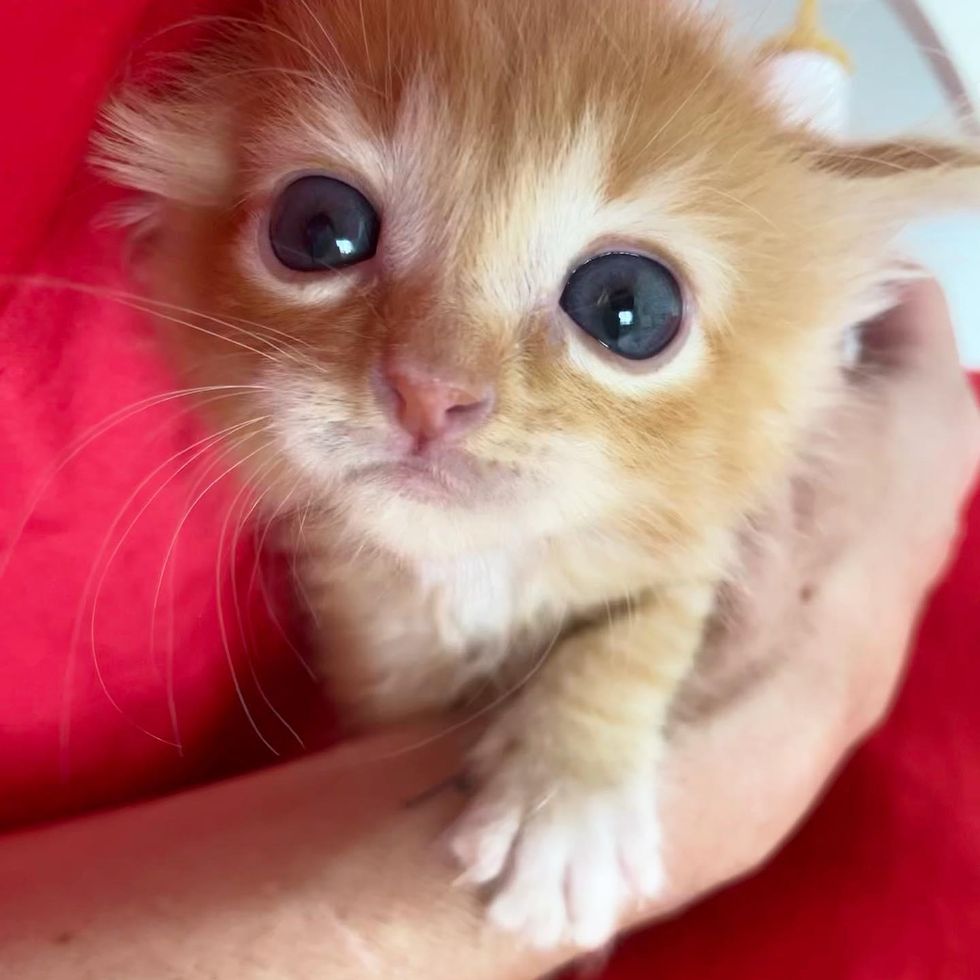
left=802, top=136, right=980, bottom=231
left=808, top=138, right=980, bottom=180
left=91, top=83, right=234, bottom=207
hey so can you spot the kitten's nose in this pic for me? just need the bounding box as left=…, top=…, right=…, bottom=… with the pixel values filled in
left=384, top=363, right=493, bottom=445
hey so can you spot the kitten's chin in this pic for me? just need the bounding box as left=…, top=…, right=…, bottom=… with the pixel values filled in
left=338, top=490, right=529, bottom=559
left=354, top=449, right=517, bottom=507
left=328, top=463, right=550, bottom=560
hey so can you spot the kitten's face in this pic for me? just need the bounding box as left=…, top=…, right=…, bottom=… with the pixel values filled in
left=103, top=0, right=978, bottom=560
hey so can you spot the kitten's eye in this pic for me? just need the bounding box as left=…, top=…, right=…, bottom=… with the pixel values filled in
left=269, top=175, right=380, bottom=272
left=560, top=252, right=683, bottom=361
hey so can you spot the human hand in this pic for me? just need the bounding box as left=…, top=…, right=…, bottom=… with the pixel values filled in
left=643, top=277, right=980, bottom=920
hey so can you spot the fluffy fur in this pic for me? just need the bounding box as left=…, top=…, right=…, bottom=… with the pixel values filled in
left=95, top=0, right=980, bottom=951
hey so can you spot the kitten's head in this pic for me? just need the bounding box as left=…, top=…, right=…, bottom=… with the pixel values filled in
left=97, top=0, right=979, bottom=560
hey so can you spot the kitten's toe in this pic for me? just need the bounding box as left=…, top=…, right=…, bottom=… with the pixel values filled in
left=450, top=764, right=665, bottom=952
left=618, top=829, right=667, bottom=899
left=565, top=807, right=621, bottom=949
left=614, top=782, right=666, bottom=899
left=488, top=818, right=570, bottom=949
left=564, top=782, right=664, bottom=948
left=448, top=792, right=522, bottom=886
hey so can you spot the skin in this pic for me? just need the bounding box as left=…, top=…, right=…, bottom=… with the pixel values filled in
left=0, top=279, right=976, bottom=979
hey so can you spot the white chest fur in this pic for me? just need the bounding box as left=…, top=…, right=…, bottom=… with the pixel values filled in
left=414, top=550, right=517, bottom=649
left=301, top=536, right=559, bottom=720
left=300, top=525, right=660, bottom=722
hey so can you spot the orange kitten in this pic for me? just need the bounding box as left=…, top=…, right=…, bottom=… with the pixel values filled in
left=95, top=0, right=979, bottom=951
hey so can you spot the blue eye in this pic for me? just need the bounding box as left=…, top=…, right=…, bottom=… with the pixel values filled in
left=269, top=175, right=380, bottom=272
left=560, top=252, right=684, bottom=360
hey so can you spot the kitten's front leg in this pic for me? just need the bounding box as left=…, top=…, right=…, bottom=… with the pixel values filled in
left=449, top=581, right=715, bottom=951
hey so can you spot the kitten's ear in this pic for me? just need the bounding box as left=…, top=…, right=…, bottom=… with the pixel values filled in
left=92, top=84, right=234, bottom=207
left=808, top=138, right=980, bottom=179
left=804, top=137, right=980, bottom=225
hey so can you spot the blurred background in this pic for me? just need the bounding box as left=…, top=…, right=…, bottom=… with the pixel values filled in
left=719, top=0, right=980, bottom=365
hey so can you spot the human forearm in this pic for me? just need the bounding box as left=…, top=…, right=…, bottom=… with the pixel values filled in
left=0, top=729, right=493, bottom=980
left=0, top=576, right=916, bottom=980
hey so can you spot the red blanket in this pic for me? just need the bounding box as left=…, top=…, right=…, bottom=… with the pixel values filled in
left=1, top=4, right=977, bottom=976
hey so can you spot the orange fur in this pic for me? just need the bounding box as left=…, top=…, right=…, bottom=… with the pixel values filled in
left=94, top=0, right=980, bottom=950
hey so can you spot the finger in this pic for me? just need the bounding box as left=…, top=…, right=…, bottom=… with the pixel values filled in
left=858, top=276, right=961, bottom=378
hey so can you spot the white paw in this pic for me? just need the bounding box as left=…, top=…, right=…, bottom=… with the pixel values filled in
left=448, top=743, right=665, bottom=950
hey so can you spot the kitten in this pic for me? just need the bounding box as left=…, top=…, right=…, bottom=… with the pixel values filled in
left=95, top=0, right=980, bottom=951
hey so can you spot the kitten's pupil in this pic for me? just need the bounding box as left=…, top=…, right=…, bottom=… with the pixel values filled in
left=269, top=175, right=380, bottom=273
left=305, top=213, right=340, bottom=262
left=605, top=287, right=636, bottom=338
left=560, top=252, right=683, bottom=361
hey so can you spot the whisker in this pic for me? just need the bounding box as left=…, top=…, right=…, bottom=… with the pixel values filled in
left=189, top=65, right=326, bottom=88
left=628, top=67, right=715, bottom=170
left=290, top=501, right=322, bottom=628
left=129, top=13, right=262, bottom=50
left=151, top=428, right=281, bottom=755
left=0, top=385, right=266, bottom=583
left=384, top=0, right=393, bottom=103
left=155, top=421, right=276, bottom=752
left=217, top=461, right=307, bottom=748
left=188, top=13, right=339, bottom=79
left=126, top=302, right=285, bottom=362
left=247, top=475, right=319, bottom=680
left=80, top=420, right=270, bottom=749
left=4, top=274, right=314, bottom=367
left=122, top=286, right=322, bottom=355
left=356, top=0, right=374, bottom=79
left=60, top=417, right=269, bottom=769
left=3, top=274, right=329, bottom=375
left=146, top=421, right=272, bottom=657
left=292, top=0, right=348, bottom=74
left=705, top=185, right=782, bottom=233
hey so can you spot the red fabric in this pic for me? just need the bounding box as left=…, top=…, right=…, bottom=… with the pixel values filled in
left=0, top=5, right=978, bottom=977
left=0, top=0, right=324, bottom=828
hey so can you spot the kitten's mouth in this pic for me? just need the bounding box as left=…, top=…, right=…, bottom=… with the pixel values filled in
left=356, top=450, right=511, bottom=504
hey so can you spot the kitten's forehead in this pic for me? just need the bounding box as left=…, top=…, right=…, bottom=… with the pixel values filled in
left=384, top=88, right=610, bottom=310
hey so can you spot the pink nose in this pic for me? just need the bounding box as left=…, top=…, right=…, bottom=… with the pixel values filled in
left=384, top=363, right=493, bottom=445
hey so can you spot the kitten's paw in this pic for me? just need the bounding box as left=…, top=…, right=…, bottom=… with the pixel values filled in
left=448, top=743, right=665, bottom=951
